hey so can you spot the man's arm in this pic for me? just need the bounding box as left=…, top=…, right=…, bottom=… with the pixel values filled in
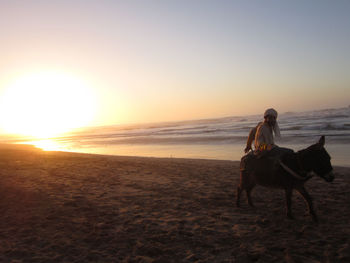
left=244, top=127, right=257, bottom=153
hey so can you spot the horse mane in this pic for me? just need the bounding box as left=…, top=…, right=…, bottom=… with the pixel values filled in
left=294, top=144, right=319, bottom=173
left=295, top=142, right=331, bottom=174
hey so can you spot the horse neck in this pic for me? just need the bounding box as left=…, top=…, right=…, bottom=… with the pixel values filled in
left=296, top=149, right=314, bottom=173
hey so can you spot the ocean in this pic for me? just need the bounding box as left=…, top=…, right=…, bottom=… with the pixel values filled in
left=15, top=107, right=350, bottom=167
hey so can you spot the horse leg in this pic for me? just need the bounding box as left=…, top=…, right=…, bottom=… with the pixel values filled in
left=246, top=184, right=256, bottom=208
left=236, top=185, right=242, bottom=207
left=285, top=188, right=294, bottom=219
left=296, top=186, right=318, bottom=222
left=237, top=168, right=255, bottom=207
left=236, top=170, right=246, bottom=207
left=237, top=168, right=256, bottom=208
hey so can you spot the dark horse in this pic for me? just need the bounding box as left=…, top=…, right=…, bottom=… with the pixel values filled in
left=236, top=136, right=334, bottom=222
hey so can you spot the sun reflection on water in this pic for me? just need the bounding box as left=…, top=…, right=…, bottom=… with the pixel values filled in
left=30, top=139, right=66, bottom=151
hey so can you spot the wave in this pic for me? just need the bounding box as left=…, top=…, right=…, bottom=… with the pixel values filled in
left=295, top=123, right=350, bottom=131
left=21, top=106, right=348, bottom=147
left=283, top=126, right=302, bottom=131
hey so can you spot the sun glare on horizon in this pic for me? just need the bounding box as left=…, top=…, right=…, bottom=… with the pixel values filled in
left=0, top=71, right=97, bottom=138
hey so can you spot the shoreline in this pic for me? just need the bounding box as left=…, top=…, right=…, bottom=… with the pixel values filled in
left=4, top=142, right=350, bottom=168
left=0, top=145, right=349, bottom=262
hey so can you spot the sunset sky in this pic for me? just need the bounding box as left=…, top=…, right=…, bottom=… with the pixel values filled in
left=0, top=0, right=349, bottom=136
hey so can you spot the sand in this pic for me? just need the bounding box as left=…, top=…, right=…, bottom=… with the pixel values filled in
left=0, top=145, right=349, bottom=263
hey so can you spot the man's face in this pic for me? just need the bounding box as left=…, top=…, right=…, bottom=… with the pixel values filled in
left=265, top=115, right=276, bottom=127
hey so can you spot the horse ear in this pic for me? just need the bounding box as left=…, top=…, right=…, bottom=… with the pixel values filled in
left=319, top=135, right=325, bottom=147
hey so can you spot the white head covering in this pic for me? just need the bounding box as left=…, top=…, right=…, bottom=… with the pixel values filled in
left=264, top=108, right=278, bottom=118
left=264, top=108, right=281, bottom=138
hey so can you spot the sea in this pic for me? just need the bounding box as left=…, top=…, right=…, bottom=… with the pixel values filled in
left=10, top=107, right=350, bottom=167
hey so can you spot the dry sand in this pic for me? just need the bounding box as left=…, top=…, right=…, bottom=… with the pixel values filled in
left=0, top=145, right=349, bottom=262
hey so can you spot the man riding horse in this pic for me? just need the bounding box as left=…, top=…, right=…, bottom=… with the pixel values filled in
left=237, top=109, right=334, bottom=221
left=241, top=108, right=293, bottom=172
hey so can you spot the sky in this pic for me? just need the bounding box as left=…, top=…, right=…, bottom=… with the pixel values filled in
left=0, top=0, right=349, bottom=132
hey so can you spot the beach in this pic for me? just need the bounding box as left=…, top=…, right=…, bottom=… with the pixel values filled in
left=0, top=145, right=349, bottom=262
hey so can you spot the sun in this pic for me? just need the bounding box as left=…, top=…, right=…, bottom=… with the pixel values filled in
left=0, top=71, right=97, bottom=138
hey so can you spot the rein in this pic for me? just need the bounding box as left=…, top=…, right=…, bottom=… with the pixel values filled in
left=279, top=161, right=312, bottom=180
left=279, top=151, right=313, bottom=181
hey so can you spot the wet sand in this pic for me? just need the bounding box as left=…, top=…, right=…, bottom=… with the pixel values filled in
left=0, top=145, right=349, bottom=262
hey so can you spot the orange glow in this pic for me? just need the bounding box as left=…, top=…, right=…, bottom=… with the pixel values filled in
left=25, top=139, right=65, bottom=151
left=0, top=71, right=97, bottom=138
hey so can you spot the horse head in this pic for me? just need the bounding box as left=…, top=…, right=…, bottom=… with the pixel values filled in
left=301, top=136, right=334, bottom=182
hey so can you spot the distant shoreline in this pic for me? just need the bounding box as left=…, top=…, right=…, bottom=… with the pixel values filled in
left=1, top=142, right=349, bottom=168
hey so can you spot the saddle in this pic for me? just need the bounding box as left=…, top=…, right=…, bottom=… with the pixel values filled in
left=240, top=150, right=279, bottom=172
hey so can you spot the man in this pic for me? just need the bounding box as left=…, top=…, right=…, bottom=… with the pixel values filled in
left=245, top=108, right=280, bottom=154
left=241, top=108, right=293, bottom=171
